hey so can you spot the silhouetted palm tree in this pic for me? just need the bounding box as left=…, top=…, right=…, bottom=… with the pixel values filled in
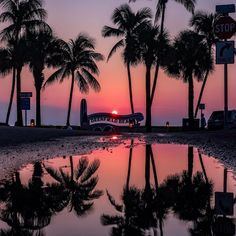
left=0, top=166, right=66, bottom=236
left=102, top=144, right=170, bottom=236
left=190, top=11, right=220, bottom=118
left=44, top=156, right=103, bottom=217
left=130, top=0, right=196, bottom=106
left=167, top=147, right=213, bottom=229
left=165, top=30, right=213, bottom=126
left=0, top=0, right=50, bottom=126
left=102, top=4, right=152, bottom=114
left=0, top=44, right=14, bottom=124
left=138, top=23, right=170, bottom=132
left=27, top=30, right=60, bottom=127
left=44, top=34, right=103, bottom=127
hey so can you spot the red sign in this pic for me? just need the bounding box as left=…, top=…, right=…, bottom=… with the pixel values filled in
left=214, top=16, right=236, bottom=39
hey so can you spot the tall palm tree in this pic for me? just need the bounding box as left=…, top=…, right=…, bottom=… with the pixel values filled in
left=0, top=44, right=14, bottom=125
left=0, top=0, right=50, bottom=126
left=27, top=30, right=60, bottom=127
left=102, top=4, right=152, bottom=114
left=165, top=30, right=213, bottom=127
left=130, top=0, right=196, bottom=106
left=138, top=23, right=170, bottom=132
left=44, top=34, right=103, bottom=127
left=190, top=11, right=220, bottom=118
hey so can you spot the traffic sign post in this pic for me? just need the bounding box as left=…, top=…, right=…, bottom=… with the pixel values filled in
left=20, top=92, right=32, bottom=126
left=214, top=5, right=235, bottom=129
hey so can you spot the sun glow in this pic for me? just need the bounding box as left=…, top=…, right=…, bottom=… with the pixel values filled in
left=112, top=110, right=118, bottom=115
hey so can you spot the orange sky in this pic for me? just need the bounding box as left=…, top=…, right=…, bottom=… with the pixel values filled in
left=0, top=0, right=235, bottom=125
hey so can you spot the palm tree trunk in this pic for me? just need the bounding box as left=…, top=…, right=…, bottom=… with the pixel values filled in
left=126, top=139, right=134, bottom=190
left=188, top=75, right=194, bottom=123
left=66, top=71, right=75, bottom=126
left=150, top=2, right=166, bottom=106
left=69, top=156, right=74, bottom=182
left=5, top=68, right=16, bottom=124
left=145, top=145, right=151, bottom=193
left=198, top=150, right=209, bottom=184
left=16, top=66, right=23, bottom=126
left=145, top=64, right=152, bottom=132
left=36, top=85, right=41, bottom=127
left=126, top=62, right=134, bottom=114
left=188, top=146, right=193, bottom=180
left=150, top=146, right=158, bottom=190
left=194, top=69, right=210, bottom=118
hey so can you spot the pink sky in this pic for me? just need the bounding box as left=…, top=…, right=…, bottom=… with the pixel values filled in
left=0, top=0, right=235, bottom=126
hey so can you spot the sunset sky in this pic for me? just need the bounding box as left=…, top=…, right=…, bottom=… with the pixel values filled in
left=0, top=0, right=235, bottom=126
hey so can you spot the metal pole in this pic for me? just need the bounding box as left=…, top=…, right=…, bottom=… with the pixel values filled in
left=224, top=60, right=228, bottom=129
left=223, top=168, right=227, bottom=193
left=25, top=110, right=27, bottom=127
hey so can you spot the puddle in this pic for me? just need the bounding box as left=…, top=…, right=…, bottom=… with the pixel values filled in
left=0, top=138, right=235, bottom=236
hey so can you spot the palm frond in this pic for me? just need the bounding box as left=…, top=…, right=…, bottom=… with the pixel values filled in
left=107, top=39, right=124, bottom=62
left=81, top=68, right=101, bottom=92
left=101, top=214, right=124, bottom=226
left=80, top=159, right=100, bottom=183
left=75, top=157, right=89, bottom=181
left=0, top=11, right=15, bottom=23
left=88, top=190, right=103, bottom=199
left=102, top=26, right=124, bottom=38
left=175, top=0, right=196, bottom=14
left=44, top=166, right=63, bottom=183
left=76, top=71, right=89, bottom=94
left=106, top=190, right=123, bottom=212
left=43, top=67, right=66, bottom=88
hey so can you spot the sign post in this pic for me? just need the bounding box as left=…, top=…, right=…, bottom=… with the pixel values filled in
left=20, top=92, right=32, bottom=126
left=215, top=5, right=236, bottom=128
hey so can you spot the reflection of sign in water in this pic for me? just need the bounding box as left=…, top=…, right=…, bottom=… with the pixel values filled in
left=215, top=192, right=234, bottom=216
left=216, top=41, right=235, bottom=64
left=213, top=217, right=235, bottom=236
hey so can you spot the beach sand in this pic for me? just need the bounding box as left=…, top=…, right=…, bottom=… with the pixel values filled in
left=0, top=126, right=236, bottom=180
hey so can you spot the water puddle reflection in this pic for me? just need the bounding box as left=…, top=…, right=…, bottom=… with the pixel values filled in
left=0, top=139, right=236, bottom=236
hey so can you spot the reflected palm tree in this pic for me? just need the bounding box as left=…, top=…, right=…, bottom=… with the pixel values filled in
left=44, top=156, right=103, bottom=217
left=0, top=162, right=67, bottom=236
left=163, top=146, right=214, bottom=235
left=102, top=144, right=170, bottom=236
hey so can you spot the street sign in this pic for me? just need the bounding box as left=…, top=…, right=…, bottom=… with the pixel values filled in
left=216, top=4, right=235, bottom=14
left=20, top=92, right=32, bottom=98
left=199, top=103, right=205, bottom=110
left=21, top=97, right=30, bottom=110
left=215, top=192, right=234, bottom=216
left=216, top=41, right=235, bottom=64
left=214, top=16, right=236, bottom=39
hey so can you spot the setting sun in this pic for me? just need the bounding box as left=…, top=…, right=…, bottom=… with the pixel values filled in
left=112, top=110, right=118, bottom=115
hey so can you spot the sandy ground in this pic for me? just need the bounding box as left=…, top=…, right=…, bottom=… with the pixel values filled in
left=0, top=126, right=236, bottom=180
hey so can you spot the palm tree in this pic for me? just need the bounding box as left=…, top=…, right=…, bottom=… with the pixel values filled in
left=102, top=4, right=152, bottom=114
left=130, top=0, right=196, bottom=106
left=190, top=11, right=220, bottom=118
left=44, top=34, right=103, bottom=127
left=0, top=0, right=50, bottom=126
left=44, top=156, right=103, bottom=217
left=165, top=30, right=213, bottom=127
left=27, top=30, right=60, bottom=127
left=138, top=23, right=170, bottom=132
left=0, top=44, right=14, bottom=125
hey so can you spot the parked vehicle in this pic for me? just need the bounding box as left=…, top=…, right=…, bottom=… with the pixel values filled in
left=207, top=110, right=236, bottom=130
